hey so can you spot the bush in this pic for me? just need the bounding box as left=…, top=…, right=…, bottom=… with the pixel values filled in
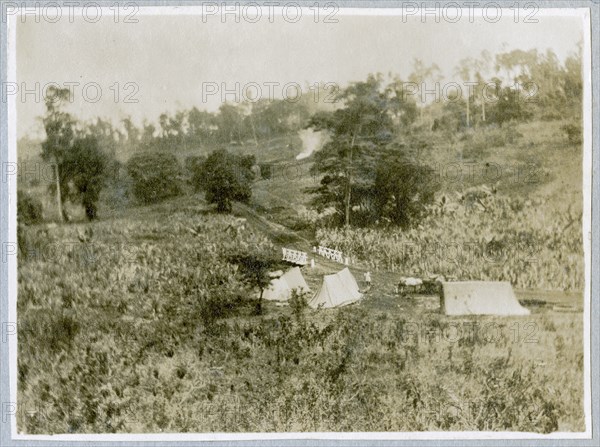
left=289, top=289, right=308, bottom=317
left=372, top=155, right=440, bottom=228
left=18, top=192, right=44, bottom=225
left=541, top=109, right=563, bottom=121
left=195, top=149, right=255, bottom=213
left=126, top=152, right=183, bottom=204
left=184, top=155, right=206, bottom=191
left=61, top=135, right=109, bottom=220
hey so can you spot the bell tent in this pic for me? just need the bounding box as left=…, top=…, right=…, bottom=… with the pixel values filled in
left=308, top=268, right=363, bottom=309
left=263, top=267, right=310, bottom=301
left=441, top=281, right=530, bottom=316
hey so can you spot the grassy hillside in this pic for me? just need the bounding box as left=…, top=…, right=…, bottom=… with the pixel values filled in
left=17, top=196, right=584, bottom=434
left=16, top=117, right=586, bottom=433
left=241, top=119, right=583, bottom=234
left=18, top=118, right=583, bottom=222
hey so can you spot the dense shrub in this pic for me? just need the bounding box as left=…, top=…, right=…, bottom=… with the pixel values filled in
left=17, top=193, right=45, bottom=259
left=184, top=155, right=206, bottom=190
left=289, top=289, right=309, bottom=318
left=192, top=149, right=255, bottom=212
left=18, top=192, right=44, bottom=225
left=126, top=152, right=183, bottom=204
left=487, top=86, right=534, bottom=126
left=61, top=135, right=109, bottom=220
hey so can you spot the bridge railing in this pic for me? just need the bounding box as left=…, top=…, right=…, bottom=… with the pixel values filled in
left=282, top=247, right=308, bottom=265
left=317, top=246, right=344, bottom=264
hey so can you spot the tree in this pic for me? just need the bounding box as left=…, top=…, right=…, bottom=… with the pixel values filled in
left=563, top=43, right=582, bottom=108
left=307, top=74, right=394, bottom=227
left=249, top=98, right=310, bottom=140
left=488, top=82, right=533, bottom=126
left=373, top=149, right=439, bottom=228
left=216, top=103, right=247, bottom=143
left=495, top=49, right=539, bottom=85
left=454, top=57, right=479, bottom=128
left=41, top=86, right=76, bottom=221
left=228, top=248, right=278, bottom=315
left=386, top=76, right=419, bottom=127
left=61, top=135, right=108, bottom=220
left=41, top=87, right=110, bottom=221
left=126, top=152, right=183, bottom=204
left=187, top=107, right=217, bottom=147
left=473, top=50, right=492, bottom=122
left=408, top=59, right=442, bottom=122
left=198, top=149, right=255, bottom=212
left=432, top=91, right=465, bottom=133
left=139, top=121, right=157, bottom=150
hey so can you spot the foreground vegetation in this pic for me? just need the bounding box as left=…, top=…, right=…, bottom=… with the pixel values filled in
left=317, top=194, right=583, bottom=291
left=17, top=199, right=584, bottom=434
left=16, top=45, right=586, bottom=434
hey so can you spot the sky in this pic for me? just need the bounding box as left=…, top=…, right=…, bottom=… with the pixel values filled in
left=13, top=7, right=585, bottom=138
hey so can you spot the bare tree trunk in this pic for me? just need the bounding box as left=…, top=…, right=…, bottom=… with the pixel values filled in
left=345, top=163, right=351, bottom=227
left=345, top=127, right=360, bottom=227
left=54, top=162, right=64, bottom=223
left=257, top=287, right=264, bottom=315
left=481, top=98, right=486, bottom=122
left=249, top=109, right=259, bottom=146
left=466, top=95, right=470, bottom=127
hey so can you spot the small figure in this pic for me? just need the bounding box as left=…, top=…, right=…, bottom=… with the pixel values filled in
left=364, top=271, right=372, bottom=289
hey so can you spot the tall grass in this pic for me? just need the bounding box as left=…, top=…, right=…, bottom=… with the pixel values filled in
left=317, top=195, right=583, bottom=291
left=17, top=202, right=584, bottom=433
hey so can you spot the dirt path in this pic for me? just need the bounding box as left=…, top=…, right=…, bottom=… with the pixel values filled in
left=232, top=201, right=398, bottom=297
left=230, top=201, right=581, bottom=313
left=232, top=201, right=312, bottom=245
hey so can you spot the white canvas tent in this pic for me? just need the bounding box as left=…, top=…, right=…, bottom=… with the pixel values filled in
left=308, top=268, right=363, bottom=309
left=263, top=267, right=310, bottom=301
left=441, top=281, right=530, bottom=316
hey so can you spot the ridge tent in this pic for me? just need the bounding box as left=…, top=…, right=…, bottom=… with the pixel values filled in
left=309, top=268, right=363, bottom=309
left=338, top=267, right=361, bottom=293
left=441, top=281, right=530, bottom=316
left=263, top=267, right=310, bottom=301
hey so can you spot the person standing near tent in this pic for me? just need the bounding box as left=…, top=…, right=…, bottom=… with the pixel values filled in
left=364, top=271, right=372, bottom=289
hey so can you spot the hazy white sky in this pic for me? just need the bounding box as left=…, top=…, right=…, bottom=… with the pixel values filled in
left=14, top=8, right=584, bottom=137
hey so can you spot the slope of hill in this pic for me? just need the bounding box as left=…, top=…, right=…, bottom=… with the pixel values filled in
left=17, top=191, right=584, bottom=433
left=245, top=119, right=583, bottom=227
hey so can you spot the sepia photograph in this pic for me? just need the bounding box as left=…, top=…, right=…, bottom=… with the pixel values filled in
left=1, top=1, right=597, bottom=443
